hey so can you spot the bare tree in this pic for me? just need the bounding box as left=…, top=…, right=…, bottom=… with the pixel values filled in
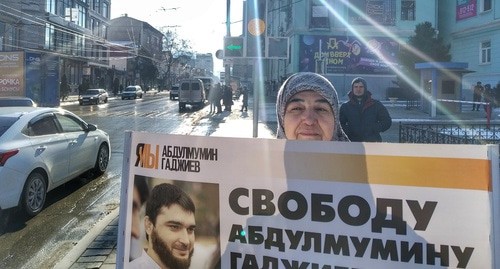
left=158, top=28, right=194, bottom=88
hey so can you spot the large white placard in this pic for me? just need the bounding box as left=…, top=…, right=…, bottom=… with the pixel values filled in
left=117, top=132, right=499, bottom=269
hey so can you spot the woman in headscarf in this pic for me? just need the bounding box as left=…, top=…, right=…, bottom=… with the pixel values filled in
left=276, top=72, right=349, bottom=141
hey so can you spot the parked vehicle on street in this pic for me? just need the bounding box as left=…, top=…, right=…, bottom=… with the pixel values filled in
left=0, top=107, right=110, bottom=217
left=193, top=76, right=215, bottom=98
left=0, top=97, right=37, bottom=107
left=121, top=85, right=143, bottom=100
left=78, top=89, right=109, bottom=105
left=178, top=79, right=206, bottom=111
left=170, top=85, right=179, bottom=100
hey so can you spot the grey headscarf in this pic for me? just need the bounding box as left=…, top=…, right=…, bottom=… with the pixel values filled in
left=276, top=72, right=349, bottom=141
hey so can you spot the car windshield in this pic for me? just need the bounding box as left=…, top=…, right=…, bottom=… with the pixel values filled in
left=0, top=116, right=18, bottom=137
left=0, top=99, right=34, bottom=107
left=85, top=90, right=100, bottom=95
left=125, top=87, right=135, bottom=92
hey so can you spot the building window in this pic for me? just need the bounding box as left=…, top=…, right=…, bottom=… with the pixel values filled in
left=75, top=35, right=84, bottom=57
left=102, top=2, right=109, bottom=18
left=59, top=0, right=71, bottom=16
left=102, top=25, right=107, bottom=39
left=45, top=24, right=55, bottom=50
left=480, top=0, right=492, bottom=12
left=480, top=41, right=491, bottom=64
left=401, top=0, right=415, bottom=21
left=46, top=0, right=56, bottom=14
left=76, top=4, right=87, bottom=28
left=349, top=0, right=396, bottom=26
left=93, top=0, right=100, bottom=11
left=309, top=0, right=330, bottom=29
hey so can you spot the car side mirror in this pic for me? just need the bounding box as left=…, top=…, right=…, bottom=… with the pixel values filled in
left=87, top=124, right=97, bottom=131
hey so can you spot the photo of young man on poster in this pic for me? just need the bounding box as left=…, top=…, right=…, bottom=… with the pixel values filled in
left=126, top=178, right=220, bottom=269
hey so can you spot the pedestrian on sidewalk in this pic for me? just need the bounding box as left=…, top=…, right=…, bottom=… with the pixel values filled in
left=339, top=77, right=392, bottom=142
left=472, top=81, right=484, bottom=111
left=483, top=83, right=495, bottom=107
left=276, top=72, right=349, bottom=141
left=213, top=83, right=223, bottom=113
left=208, top=84, right=216, bottom=114
left=223, top=85, right=233, bottom=112
left=240, top=86, right=248, bottom=112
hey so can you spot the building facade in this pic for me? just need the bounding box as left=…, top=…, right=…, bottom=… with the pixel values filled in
left=262, top=0, right=438, bottom=99
left=107, top=15, right=164, bottom=88
left=260, top=0, right=499, bottom=101
left=193, top=53, right=215, bottom=76
left=0, top=0, right=111, bottom=105
left=438, top=0, right=499, bottom=97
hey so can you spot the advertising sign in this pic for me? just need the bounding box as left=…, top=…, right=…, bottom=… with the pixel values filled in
left=0, top=51, right=25, bottom=97
left=43, top=54, right=60, bottom=107
left=117, top=132, right=499, bottom=268
left=25, top=52, right=42, bottom=103
left=456, top=0, right=477, bottom=20
left=299, top=35, right=399, bottom=74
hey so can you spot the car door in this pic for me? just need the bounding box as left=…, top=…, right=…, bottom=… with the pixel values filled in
left=27, top=114, right=70, bottom=184
left=54, top=113, right=97, bottom=178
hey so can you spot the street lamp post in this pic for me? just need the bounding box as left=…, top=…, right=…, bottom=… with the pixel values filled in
left=225, top=0, right=232, bottom=89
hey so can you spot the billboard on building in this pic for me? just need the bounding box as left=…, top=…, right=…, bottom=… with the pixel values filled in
left=0, top=51, right=25, bottom=97
left=43, top=54, right=60, bottom=107
left=25, top=52, right=42, bottom=102
left=298, top=35, right=399, bottom=75
left=456, top=0, right=477, bottom=20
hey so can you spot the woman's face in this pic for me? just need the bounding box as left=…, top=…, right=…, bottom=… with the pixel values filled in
left=283, top=91, right=335, bottom=141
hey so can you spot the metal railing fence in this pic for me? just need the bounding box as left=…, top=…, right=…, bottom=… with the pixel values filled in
left=399, top=122, right=500, bottom=145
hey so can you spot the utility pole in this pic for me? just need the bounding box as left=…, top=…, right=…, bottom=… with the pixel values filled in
left=225, top=0, right=231, bottom=88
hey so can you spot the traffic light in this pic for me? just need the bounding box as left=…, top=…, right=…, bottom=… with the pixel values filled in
left=245, top=0, right=266, bottom=58
left=224, top=37, right=245, bottom=58
left=246, top=35, right=265, bottom=58
left=266, top=37, right=289, bottom=59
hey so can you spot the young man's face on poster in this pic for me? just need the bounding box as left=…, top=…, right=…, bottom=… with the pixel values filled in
left=145, top=204, right=196, bottom=269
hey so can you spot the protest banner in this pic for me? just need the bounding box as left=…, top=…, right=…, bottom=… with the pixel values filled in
left=117, top=131, right=499, bottom=268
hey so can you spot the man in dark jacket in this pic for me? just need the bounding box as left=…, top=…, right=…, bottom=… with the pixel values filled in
left=340, top=77, right=392, bottom=142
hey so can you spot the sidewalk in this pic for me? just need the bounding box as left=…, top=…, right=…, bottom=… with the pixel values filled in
left=57, top=97, right=494, bottom=269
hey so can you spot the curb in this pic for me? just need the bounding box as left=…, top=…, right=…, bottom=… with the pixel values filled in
left=53, top=208, right=119, bottom=269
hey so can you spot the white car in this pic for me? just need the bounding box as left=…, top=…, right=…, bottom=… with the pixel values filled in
left=78, top=89, right=109, bottom=105
left=121, top=85, right=143, bottom=100
left=0, top=107, right=110, bottom=216
left=0, top=96, right=37, bottom=107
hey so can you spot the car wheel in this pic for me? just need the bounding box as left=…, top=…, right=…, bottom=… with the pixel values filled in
left=121, top=97, right=125, bottom=100
left=104, top=98, right=108, bottom=103
left=21, top=171, right=47, bottom=217
left=93, top=143, right=109, bottom=175
left=0, top=210, right=9, bottom=235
